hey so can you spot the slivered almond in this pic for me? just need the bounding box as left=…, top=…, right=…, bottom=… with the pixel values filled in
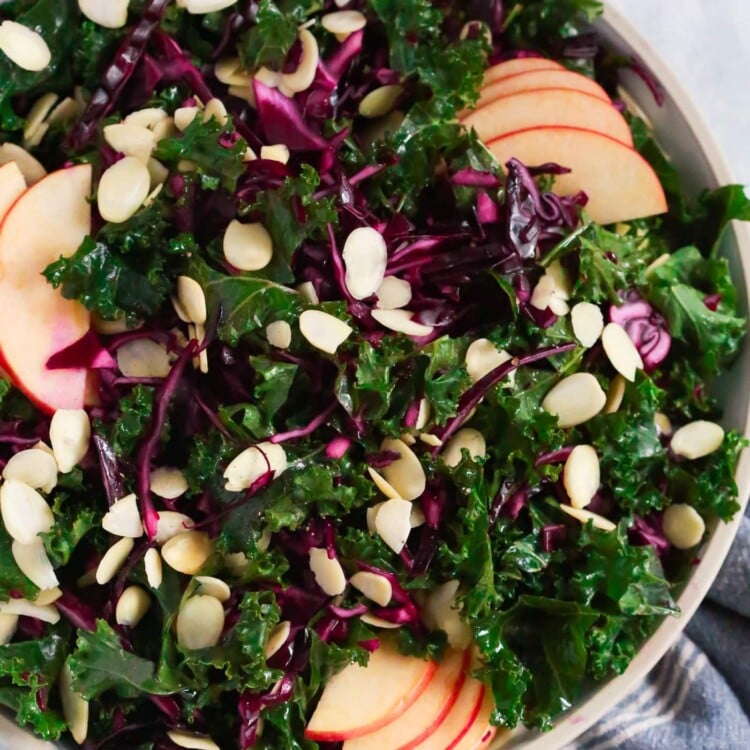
left=96, top=537, right=134, bottom=584
left=215, top=57, right=251, bottom=86
left=359, top=85, right=403, bottom=118
left=260, top=144, right=290, bottom=164
left=176, top=595, right=225, bottom=650
left=144, top=548, right=163, bottom=588
left=176, top=276, right=207, bottom=325
left=125, top=107, right=169, bottom=130
left=12, top=538, right=58, bottom=589
left=175, top=106, right=200, bottom=131
left=280, top=28, right=318, bottom=93
left=309, top=548, right=347, bottom=596
left=60, top=662, right=89, bottom=745
left=0, top=479, right=54, bottom=544
left=0, top=598, right=59, bottom=623
left=265, top=620, right=291, bottom=658
left=559, top=504, right=616, bottom=532
left=360, top=613, right=401, bottom=629
left=167, top=730, right=220, bottom=750
left=78, top=0, right=129, bottom=28
left=604, top=374, right=626, bottom=414
left=3, top=448, right=58, bottom=493
left=102, top=494, right=144, bottom=538
left=202, top=97, right=229, bottom=127
left=23, top=92, right=58, bottom=146
left=0, top=614, right=18, bottom=645
left=371, top=308, right=433, bottom=337
left=321, top=10, right=367, bottom=41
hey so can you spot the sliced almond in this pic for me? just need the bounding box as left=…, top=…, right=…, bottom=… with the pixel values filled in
left=442, top=428, right=486, bottom=468
left=255, top=66, right=282, bottom=88
left=125, top=107, right=169, bottom=130
left=103, top=123, right=156, bottom=162
left=309, top=548, right=347, bottom=596
left=542, top=373, right=606, bottom=428
left=366, top=501, right=385, bottom=533
left=98, top=156, right=150, bottom=223
left=266, top=320, right=292, bottom=349
left=78, top=0, right=129, bottom=28
left=176, top=594, right=225, bottom=650
left=371, top=309, right=433, bottom=337
left=0, top=142, right=46, bottom=184
left=280, top=28, right=319, bottom=94
left=115, top=585, right=151, bottom=627
left=151, top=116, right=176, bottom=142
left=296, top=281, right=319, bottom=304
left=150, top=467, right=189, bottom=500
left=35, top=587, right=62, bottom=606
left=571, top=302, right=604, bottom=348
left=175, top=106, right=200, bottom=132
left=376, top=276, right=412, bottom=310
left=559, top=504, right=616, bottom=532
left=60, top=662, right=89, bottom=745
left=223, top=219, right=273, bottom=271
left=183, top=0, right=238, bottom=13
left=265, top=620, right=291, bottom=658
left=102, top=493, right=144, bottom=538
left=299, top=310, right=353, bottom=354
left=563, top=445, right=600, bottom=509
left=0, top=613, right=18, bottom=645
left=419, top=433, right=442, bottom=448
left=321, top=10, right=367, bottom=41
left=0, top=21, right=51, bottom=71
left=0, top=479, right=54, bottom=544
left=50, top=409, right=91, bottom=473
left=602, top=323, right=643, bottom=382
left=195, top=576, right=231, bottom=602
left=116, top=339, right=171, bottom=378
left=415, top=398, right=431, bottom=430
left=359, top=85, right=404, bottom=119
left=154, top=511, right=195, bottom=545
left=47, top=96, right=81, bottom=126
left=342, top=226, right=388, bottom=301
left=360, top=613, right=401, bottom=629
left=228, top=84, right=255, bottom=106
left=167, top=730, right=220, bottom=750
left=374, top=497, right=412, bottom=553
left=144, top=548, right=163, bottom=589
left=645, top=253, right=670, bottom=276
left=0, top=598, right=59, bottom=623
left=604, top=374, right=626, bottom=415
left=224, top=442, right=287, bottom=492
left=214, top=57, right=252, bottom=87
left=96, top=537, right=134, bottom=584
left=176, top=276, right=207, bottom=325
left=465, top=339, right=512, bottom=383
left=380, top=438, right=426, bottom=501
left=161, top=531, right=212, bottom=575
left=654, top=412, right=673, bottom=436
left=670, top=421, right=724, bottom=460
left=202, top=97, right=229, bottom=128
left=350, top=571, right=392, bottom=607
left=23, top=92, right=58, bottom=146
left=410, top=504, right=426, bottom=528
left=3, top=448, right=58, bottom=493
left=12, top=538, right=58, bottom=589
left=662, top=504, right=705, bottom=549
left=260, top=144, right=290, bottom=164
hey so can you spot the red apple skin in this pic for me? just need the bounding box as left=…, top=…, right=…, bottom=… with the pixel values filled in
left=450, top=686, right=505, bottom=750
left=305, top=645, right=440, bottom=742
left=462, top=88, right=633, bottom=147
left=484, top=57, right=563, bottom=86
left=487, top=126, right=668, bottom=225
left=477, top=69, right=611, bottom=109
left=343, top=650, right=470, bottom=750
left=0, top=164, right=99, bottom=413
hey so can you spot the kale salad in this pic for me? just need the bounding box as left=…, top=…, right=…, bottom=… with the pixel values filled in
left=0, top=1, right=748, bottom=748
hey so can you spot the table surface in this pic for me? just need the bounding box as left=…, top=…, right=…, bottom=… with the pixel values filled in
left=608, top=0, right=750, bottom=184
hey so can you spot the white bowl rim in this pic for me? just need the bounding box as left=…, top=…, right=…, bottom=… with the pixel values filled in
left=505, top=5, right=750, bottom=749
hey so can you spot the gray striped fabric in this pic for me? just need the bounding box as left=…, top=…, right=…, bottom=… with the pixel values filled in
left=568, top=511, right=750, bottom=750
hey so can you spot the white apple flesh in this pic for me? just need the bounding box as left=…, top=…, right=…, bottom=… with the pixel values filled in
left=462, top=88, right=633, bottom=147
left=0, top=162, right=26, bottom=221
left=305, top=643, right=439, bottom=741
left=487, top=126, right=667, bottom=225
left=342, top=650, right=469, bottom=750
left=483, top=57, right=563, bottom=86
left=452, top=684, right=503, bottom=750
left=0, top=164, right=99, bottom=413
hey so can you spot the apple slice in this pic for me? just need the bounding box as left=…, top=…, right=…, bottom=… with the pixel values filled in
left=484, top=57, right=563, bottom=86
left=462, top=88, right=633, bottom=147
left=0, top=164, right=99, bottom=413
left=305, top=643, right=438, bottom=742
left=0, top=162, right=26, bottom=221
left=487, top=126, right=667, bottom=225
left=451, top=686, right=505, bottom=750
left=477, top=69, right=610, bottom=108
left=343, top=650, right=469, bottom=750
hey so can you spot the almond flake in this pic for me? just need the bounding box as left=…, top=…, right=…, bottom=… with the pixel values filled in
left=280, top=28, right=318, bottom=93
left=167, top=730, right=220, bottom=750
left=0, top=21, right=51, bottom=71
left=604, top=374, right=626, bottom=414
left=366, top=502, right=384, bottom=533
left=321, top=10, right=367, bottom=40
left=465, top=339, right=512, bottom=384
left=161, top=531, right=212, bottom=575
left=255, top=66, right=282, bottom=88
left=401, top=432, right=417, bottom=445
left=421, top=580, right=473, bottom=650
left=125, top=107, right=169, bottom=130
left=309, top=548, right=347, bottom=596
left=0, top=142, right=46, bottom=184
left=662, top=504, right=705, bottom=549
left=195, top=576, right=231, bottom=602
left=415, top=398, right=431, bottom=430
left=223, top=219, right=274, bottom=271
left=299, top=310, right=353, bottom=354
left=0, top=614, right=18, bottom=645
left=371, top=308, right=433, bottom=337
left=202, top=97, right=229, bottom=127
left=176, top=276, right=207, bottom=325
left=35, top=587, right=62, bottom=606
left=376, top=276, right=412, bottom=310
left=23, top=92, right=58, bottom=146
left=359, top=85, right=404, bottom=118
left=60, top=662, right=89, bottom=745
left=571, top=302, right=604, bottom=348
left=342, top=227, right=388, bottom=300
left=153, top=511, right=195, bottom=545
left=12, top=538, right=58, bottom=589
left=296, top=281, right=319, bottom=304
left=50, top=409, right=91, bottom=473
left=47, top=96, right=81, bottom=126
left=176, top=595, right=225, bottom=650
left=3, top=448, right=58, bottom=493
left=175, top=106, right=200, bottom=131
left=96, top=537, right=134, bottom=584
left=224, top=442, right=287, bottom=492
left=380, top=437, right=426, bottom=501
left=98, top=156, right=150, bottom=223
left=654, top=412, right=673, bottom=436
left=214, top=57, right=251, bottom=86
left=602, top=323, right=643, bottom=381
left=0, top=598, right=59, bottom=623
left=150, top=467, right=189, bottom=500
left=265, top=620, right=291, bottom=658
left=260, top=144, right=290, bottom=164
left=419, top=433, right=442, bottom=448
left=115, top=585, right=151, bottom=627
left=645, top=253, right=670, bottom=276
left=102, top=494, right=144, bottom=538
left=559, top=504, right=616, bottom=532
left=183, top=0, right=237, bottom=13
left=266, top=320, right=292, bottom=349
left=350, top=571, right=392, bottom=607
left=374, top=497, right=412, bottom=553
left=103, top=123, right=156, bottom=162
left=670, top=420, right=724, bottom=460
left=116, top=339, right=171, bottom=378
left=78, top=0, right=129, bottom=28
left=144, top=548, right=163, bottom=588
left=0, top=479, right=54, bottom=544
left=563, top=445, right=600, bottom=509
left=442, top=428, right=486, bottom=468
left=542, top=373, right=606, bottom=428
left=360, top=613, right=401, bottom=629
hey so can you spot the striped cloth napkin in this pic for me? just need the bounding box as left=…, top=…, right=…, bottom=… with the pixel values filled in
left=569, top=509, right=750, bottom=750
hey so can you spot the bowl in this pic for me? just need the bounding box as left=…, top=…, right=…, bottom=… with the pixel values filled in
left=0, top=6, right=748, bottom=750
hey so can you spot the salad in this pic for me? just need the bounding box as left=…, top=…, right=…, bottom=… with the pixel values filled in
left=0, top=0, right=748, bottom=748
